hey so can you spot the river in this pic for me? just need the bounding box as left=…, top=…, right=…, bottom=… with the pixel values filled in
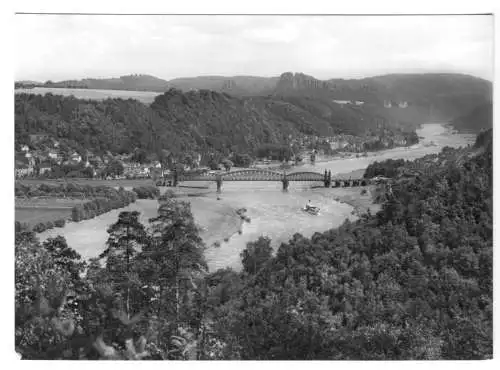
left=301, top=123, right=476, bottom=174
left=38, top=123, right=475, bottom=272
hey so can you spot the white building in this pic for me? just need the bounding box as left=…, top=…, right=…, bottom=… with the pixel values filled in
left=333, top=100, right=352, bottom=107
left=39, top=164, right=52, bottom=175
left=48, top=150, right=59, bottom=160
left=70, top=152, right=82, bottom=163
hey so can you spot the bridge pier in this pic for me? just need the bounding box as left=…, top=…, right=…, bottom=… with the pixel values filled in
left=216, top=175, right=223, bottom=193
left=282, top=177, right=289, bottom=192
left=282, top=170, right=289, bottom=192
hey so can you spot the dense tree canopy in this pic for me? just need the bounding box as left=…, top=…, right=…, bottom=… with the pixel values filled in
left=15, top=91, right=421, bottom=162
left=230, top=153, right=253, bottom=168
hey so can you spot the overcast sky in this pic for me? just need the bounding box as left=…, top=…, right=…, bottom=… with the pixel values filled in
left=15, top=15, right=493, bottom=82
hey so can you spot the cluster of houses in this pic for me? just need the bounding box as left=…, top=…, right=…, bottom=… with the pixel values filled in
left=14, top=145, right=166, bottom=180
left=15, top=135, right=205, bottom=179
left=324, top=133, right=408, bottom=152
left=16, top=147, right=86, bottom=179
left=291, top=132, right=409, bottom=155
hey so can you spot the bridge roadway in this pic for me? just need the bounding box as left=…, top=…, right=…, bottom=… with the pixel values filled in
left=162, top=168, right=379, bottom=189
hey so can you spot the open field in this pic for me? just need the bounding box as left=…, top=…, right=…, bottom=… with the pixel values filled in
left=16, top=207, right=72, bottom=225
left=16, top=87, right=161, bottom=104
left=15, top=198, right=87, bottom=225
left=16, top=197, right=87, bottom=208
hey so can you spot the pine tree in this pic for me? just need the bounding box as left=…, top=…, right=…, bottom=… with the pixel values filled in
left=100, top=211, right=147, bottom=319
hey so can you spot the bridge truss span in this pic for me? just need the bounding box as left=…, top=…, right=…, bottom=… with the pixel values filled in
left=222, top=169, right=283, bottom=181
left=286, top=171, right=325, bottom=182
left=178, top=168, right=330, bottom=182
left=172, top=168, right=378, bottom=189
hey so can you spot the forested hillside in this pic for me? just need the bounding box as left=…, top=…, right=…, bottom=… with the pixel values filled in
left=451, top=103, right=493, bottom=133
left=168, top=72, right=492, bottom=130
left=16, top=73, right=491, bottom=154
left=15, top=89, right=418, bottom=158
left=206, top=131, right=493, bottom=359
left=15, top=130, right=492, bottom=360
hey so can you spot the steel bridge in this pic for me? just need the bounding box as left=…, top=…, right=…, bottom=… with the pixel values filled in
left=178, top=169, right=327, bottom=182
left=162, top=169, right=377, bottom=191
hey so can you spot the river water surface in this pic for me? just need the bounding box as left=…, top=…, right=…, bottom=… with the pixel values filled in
left=38, top=123, right=475, bottom=271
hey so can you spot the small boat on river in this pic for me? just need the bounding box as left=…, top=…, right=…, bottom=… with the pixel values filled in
left=303, top=205, right=320, bottom=216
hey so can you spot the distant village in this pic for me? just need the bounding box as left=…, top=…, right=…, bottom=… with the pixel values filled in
left=15, top=134, right=167, bottom=179
left=292, top=125, right=414, bottom=154
left=15, top=125, right=417, bottom=179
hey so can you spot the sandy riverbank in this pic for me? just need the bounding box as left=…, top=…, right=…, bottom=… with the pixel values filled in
left=176, top=195, right=244, bottom=248
left=325, top=186, right=381, bottom=216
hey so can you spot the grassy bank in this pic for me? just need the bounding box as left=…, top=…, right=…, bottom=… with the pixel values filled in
left=320, top=166, right=380, bottom=216
left=328, top=186, right=381, bottom=216
left=15, top=198, right=86, bottom=225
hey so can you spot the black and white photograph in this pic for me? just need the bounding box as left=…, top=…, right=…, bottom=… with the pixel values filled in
left=10, top=2, right=494, bottom=362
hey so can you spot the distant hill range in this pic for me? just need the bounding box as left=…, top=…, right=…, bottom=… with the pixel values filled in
left=15, top=85, right=428, bottom=164
left=16, top=71, right=492, bottom=132
left=168, top=75, right=279, bottom=96
left=273, top=72, right=492, bottom=125
left=16, top=74, right=170, bottom=91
